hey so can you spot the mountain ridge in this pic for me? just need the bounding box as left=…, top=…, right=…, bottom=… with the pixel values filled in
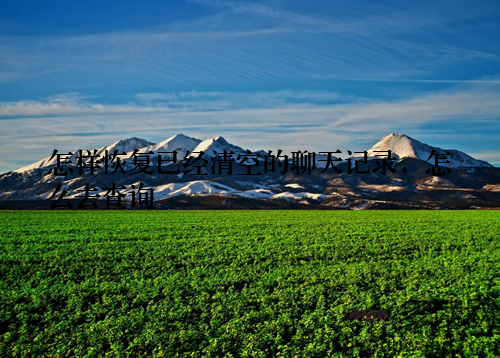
left=361, top=133, right=492, bottom=168
left=1, top=133, right=499, bottom=209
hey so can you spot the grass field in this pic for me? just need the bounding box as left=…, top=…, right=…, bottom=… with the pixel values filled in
left=1, top=210, right=500, bottom=357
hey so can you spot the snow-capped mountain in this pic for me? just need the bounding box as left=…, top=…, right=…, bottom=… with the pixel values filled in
left=358, top=133, right=493, bottom=168
left=191, top=136, right=248, bottom=159
left=189, top=136, right=269, bottom=165
left=1, top=132, right=499, bottom=209
left=138, top=134, right=202, bottom=159
left=13, top=137, right=155, bottom=174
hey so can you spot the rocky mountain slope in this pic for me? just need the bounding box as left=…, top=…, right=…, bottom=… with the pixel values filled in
left=1, top=133, right=499, bottom=209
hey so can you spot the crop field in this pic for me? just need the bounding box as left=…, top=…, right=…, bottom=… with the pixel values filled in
left=1, top=210, right=500, bottom=357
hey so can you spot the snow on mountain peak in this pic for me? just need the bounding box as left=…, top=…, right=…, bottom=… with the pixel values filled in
left=166, top=133, right=199, bottom=143
left=367, top=133, right=424, bottom=159
left=157, top=134, right=201, bottom=150
left=192, top=136, right=246, bottom=157
left=363, top=133, right=492, bottom=168
left=13, top=137, right=154, bottom=174
left=137, top=134, right=202, bottom=159
left=9, top=132, right=493, bottom=177
left=214, top=136, right=229, bottom=145
left=106, top=137, right=155, bottom=153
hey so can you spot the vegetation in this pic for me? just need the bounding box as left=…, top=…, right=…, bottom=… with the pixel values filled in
left=1, top=210, right=499, bottom=357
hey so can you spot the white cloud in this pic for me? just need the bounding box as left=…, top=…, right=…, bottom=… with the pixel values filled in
left=468, top=151, right=500, bottom=164
left=1, top=81, right=500, bottom=172
left=2, top=82, right=500, bottom=124
left=0, top=0, right=496, bottom=90
left=135, top=90, right=340, bottom=105
left=332, top=82, right=500, bottom=126
left=0, top=101, right=172, bottom=117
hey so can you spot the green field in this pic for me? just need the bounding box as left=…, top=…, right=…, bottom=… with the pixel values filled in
left=1, top=210, right=499, bottom=357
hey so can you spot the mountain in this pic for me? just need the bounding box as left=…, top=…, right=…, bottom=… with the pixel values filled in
left=360, top=133, right=493, bottom=168
left=13, top=137, right=155, bottom=174
left=138, top=134, right=202, bottom=159
left=190, top=136, right=270, bottom=166
left=192, top=136, right=248, bottom=159
left=1, top=133, right=499, bottom=209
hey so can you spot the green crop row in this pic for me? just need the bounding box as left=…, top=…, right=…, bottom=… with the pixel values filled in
left=1, top=210, right=499, bottom=357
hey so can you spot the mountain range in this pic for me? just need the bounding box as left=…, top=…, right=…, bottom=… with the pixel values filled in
left=1, top=133, right=499, bottom=209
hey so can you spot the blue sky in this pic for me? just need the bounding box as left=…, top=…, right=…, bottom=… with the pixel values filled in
left=1, top=0, right=500, bottom=172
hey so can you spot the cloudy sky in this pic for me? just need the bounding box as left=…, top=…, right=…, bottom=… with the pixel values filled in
left=1, top=0, right=500, bottom=173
